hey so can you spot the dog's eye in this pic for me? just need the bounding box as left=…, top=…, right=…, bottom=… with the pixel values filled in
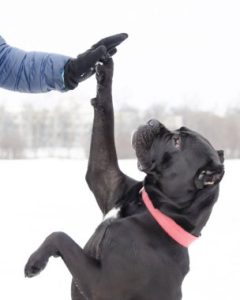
left=173, top=135, right=181, bottom=150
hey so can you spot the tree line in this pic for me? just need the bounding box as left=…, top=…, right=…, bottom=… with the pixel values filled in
left=0, top=102, right=239, bottom=159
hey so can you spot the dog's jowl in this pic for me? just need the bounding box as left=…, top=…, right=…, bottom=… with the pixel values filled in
left=25, top=59, right=224, bottom=300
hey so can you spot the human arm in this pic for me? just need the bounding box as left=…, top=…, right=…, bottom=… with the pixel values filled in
left=0, top=33, right=128, bottom=93
left=0, top=35, right=70, bottom=93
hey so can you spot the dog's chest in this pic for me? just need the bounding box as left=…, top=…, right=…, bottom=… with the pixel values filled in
left=84, top=214, right=188, bottom=300
left=83, top=204, right=140, bottom=260
left=84, top=218, right=115, bottom=260
left=103, top=207, right=120, bottom=221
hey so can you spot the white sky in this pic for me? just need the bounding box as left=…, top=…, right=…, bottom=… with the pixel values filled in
left=1, top=0, right=240, bottom=113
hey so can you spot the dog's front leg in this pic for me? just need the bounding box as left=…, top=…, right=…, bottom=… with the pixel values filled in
left=86, top=59, right=137, bottom=214
left=25, top=232, right=100, bottom=298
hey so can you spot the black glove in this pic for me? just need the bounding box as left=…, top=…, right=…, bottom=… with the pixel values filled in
left=64, top=33, right=128, bottom=90
left=64, top=45, right=107, bottom=90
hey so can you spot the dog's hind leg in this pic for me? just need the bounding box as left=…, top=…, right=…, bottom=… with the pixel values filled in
left=24, top=232, right=100, bottom=299
left=86, top=59, right=137, bottom=214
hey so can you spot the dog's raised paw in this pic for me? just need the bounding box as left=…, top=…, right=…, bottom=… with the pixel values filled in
left=96, top=59, right=113, bottom=85
left=96, top=63, right=105, bottom=84
left=24, top=252, right=48, bottom=278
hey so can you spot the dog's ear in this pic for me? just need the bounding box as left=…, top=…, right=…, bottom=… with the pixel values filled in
left=217, top=150, right=224, bottom=163
left=194, top=164, right=224, bottom=189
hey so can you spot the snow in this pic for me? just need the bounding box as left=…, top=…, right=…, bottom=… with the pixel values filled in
left=0, top=159, right=239, bottom=299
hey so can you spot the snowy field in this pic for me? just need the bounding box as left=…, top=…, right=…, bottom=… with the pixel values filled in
left=0, top=159, right=239, bottom=300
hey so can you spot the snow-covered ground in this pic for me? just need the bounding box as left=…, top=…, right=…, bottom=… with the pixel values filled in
left=0, top=159, right=239, bottom=300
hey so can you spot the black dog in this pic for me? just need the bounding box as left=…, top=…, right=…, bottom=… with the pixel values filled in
left=25, top=59, right=224, bottom=300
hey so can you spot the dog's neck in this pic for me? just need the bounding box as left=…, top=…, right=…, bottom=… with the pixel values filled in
left=141, top=187, right=198, bottom=247
left=143, top=175, right=219, bottom=236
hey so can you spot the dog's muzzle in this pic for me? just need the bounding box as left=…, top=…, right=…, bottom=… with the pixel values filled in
left=132, top=119, right=166, bottom=151
left=131, top=120, right=169, bottom=172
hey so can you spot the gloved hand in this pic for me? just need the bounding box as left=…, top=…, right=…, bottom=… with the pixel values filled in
left=64, top=33, right=128, bottom=90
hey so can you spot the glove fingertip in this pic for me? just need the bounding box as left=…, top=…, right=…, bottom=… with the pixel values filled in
left=120, top=33, right=128, bottom=40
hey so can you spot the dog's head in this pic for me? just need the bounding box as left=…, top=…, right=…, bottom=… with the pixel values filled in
left=132, top=119, right=224, bottom=234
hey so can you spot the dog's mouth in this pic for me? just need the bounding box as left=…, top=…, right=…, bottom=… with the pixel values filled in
left=132, top=119, right=166, bottom=171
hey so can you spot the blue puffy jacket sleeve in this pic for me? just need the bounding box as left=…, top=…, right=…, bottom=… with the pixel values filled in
left=0, top=36, right=71, bottom=93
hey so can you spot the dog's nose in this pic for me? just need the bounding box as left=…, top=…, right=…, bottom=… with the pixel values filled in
left=148, top=119, right=159, bottom=128
left=147, top=119, right=164, bottom=133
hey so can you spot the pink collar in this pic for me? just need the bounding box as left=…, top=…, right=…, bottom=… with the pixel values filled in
left=141, top=188, right=198, bottom=248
